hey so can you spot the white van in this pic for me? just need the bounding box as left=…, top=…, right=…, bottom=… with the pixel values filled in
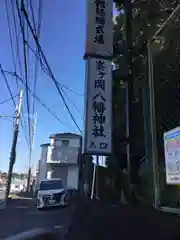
left=36, top=178, right=68, bottom=209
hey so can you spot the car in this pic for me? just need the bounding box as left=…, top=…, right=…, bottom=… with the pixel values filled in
left=36, top=178, right=68, bottom=210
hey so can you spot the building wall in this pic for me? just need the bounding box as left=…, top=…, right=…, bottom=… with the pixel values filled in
left=50, top=138, right=80, bottom=148
left=47, top=136, right=81, bottom=164
left=46, top=165, right=79, bottom=189
left=50, top=165, right=68, bottom=186
left=47, top=146, right=79, bottom=164
left=37, top=134, right=81, bottom=191
left=37, top=144, right=49, bottom=188
left=67, top=166, right=79, bottom=189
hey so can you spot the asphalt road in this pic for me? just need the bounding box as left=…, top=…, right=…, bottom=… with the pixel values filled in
left=0, top=198, right=74, bottom=238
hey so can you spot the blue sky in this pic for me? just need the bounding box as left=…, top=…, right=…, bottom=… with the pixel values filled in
left=0, top=0, right=87, bottom=173
left=0, top=1, right=117, bottom=173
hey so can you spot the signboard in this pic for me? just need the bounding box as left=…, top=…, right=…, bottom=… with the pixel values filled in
left=85, top=0, right=113, bottom=57
left=164, top=127, right=180, bottom=184
left=83, top=58, right=112, bottom=155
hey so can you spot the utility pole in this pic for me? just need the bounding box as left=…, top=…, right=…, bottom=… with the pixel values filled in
left=5, top=89, right=23, bottom=207
left=27, top=112, right=37, bottom=192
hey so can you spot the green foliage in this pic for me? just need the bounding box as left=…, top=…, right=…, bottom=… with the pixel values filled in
left=113, top=0, right=180, bottom=155
left=0, top=172, right=27, bottom=180
left=111, top=0, right=180, bottom=204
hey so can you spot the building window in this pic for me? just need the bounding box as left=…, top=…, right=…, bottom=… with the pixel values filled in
left=55, top=140, right=61, bottom=146
left=61, top=139, right=69, bottom=146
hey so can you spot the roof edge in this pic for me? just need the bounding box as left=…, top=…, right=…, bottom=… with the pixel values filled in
left=40, top=143, right=50, bottom=147
left=49, top=132, right=82, bottom=139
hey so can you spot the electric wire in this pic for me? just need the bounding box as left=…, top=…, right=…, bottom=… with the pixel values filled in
left=1, top=66, right=16, bottom=106
left=29, top=0, right=37, bottom=35
left=58, top=83, right=84, bottom=97
left=25, top=0, right=32, bottom=171
left=16, top=0, right=32, bottom=149
left=10, top=0, right=23, bottom=77
left=0, top=117, right=14, bottom=123
left=3, top=69, right=71, bottom=130
left=5, top=0, right=30, bottom=148
left=28, top=0, right=43, bottom=176
left=22, top=5, right=82, bottom=134
left=0, top=65, right=30, bottom=147
left=5, top=0, right=18, bottom=88
left=0, top=95, right=19, bottom=105
left=24, top=40, right=49, bottom=74
left=60, top=87, right=83, bottom=117
left=31, top=0, right=43, bottom=115
left=25, top=39, right=84, bottom=97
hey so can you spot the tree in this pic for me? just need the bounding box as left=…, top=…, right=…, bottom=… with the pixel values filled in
left=111, top=0, right=180, bottom=204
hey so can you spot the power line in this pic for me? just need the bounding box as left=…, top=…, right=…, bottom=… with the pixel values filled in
left=0, top=65, right=30, bottom=148
left=24, top=38, right=84, bottom=98
left=25, top=0, right=30, bottom=92
left=4, top=69, right=71, bottom=130
left=5, top=0, right=18, bottom=88
left=0, top=95, right=19, bottom=105
left=10, top=0, right=23, bottom=77
left=24, top=40, right=49, bottom=74
left=1, top=65, right=16, bottom=106
left=25, top=40, right=84, bottom=97
left=16, top=0, right=31, bottom=149
left=29, top=0, right=37, bottom=35
left=22, top=5, right=82, bottom=133
left=0, top=117, right=14, bottom=123
left=61, top=87, right=83, bottom=117
left=27, top=0, right=43, bottom=176
left=31, top=0, right=43, bottom=116
left=57, top=82, right=84, bottom=97
left=8, top=0, right=29, bottom=149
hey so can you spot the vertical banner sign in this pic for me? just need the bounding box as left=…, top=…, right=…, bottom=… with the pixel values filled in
left=85, top=0, right=113, bottom=57
left=164, top=127, right=180, bottom=184
left=84, top=58, right=112, bottom=155
left=83, top=0, right=113, bottom=155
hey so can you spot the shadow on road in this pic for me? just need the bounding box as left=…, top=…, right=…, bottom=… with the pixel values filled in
left=15, top=191, right=34, bottom=199
left=66, top=198, right=180, bottom=240
left=0, top=197, right=74, bottom=239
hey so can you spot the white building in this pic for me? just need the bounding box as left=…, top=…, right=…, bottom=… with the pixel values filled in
left=36, top=133, right=82, bottom=190
left=10, top=179, right=26, bottom=193
left=35, top=143, right=50, bottom=190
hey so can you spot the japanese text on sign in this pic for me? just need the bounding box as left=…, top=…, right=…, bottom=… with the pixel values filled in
left=94, top=0, right=106, bottom=45
left=85, top=0, right=113, bottom=56
left=84, top=58, right=112, bottom=155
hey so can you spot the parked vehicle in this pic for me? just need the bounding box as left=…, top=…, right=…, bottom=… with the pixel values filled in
left=36, top=178, right=68, bottom=209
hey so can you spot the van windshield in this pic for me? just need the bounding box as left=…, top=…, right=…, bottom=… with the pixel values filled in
left=40, top=180, right=64, bottom=190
